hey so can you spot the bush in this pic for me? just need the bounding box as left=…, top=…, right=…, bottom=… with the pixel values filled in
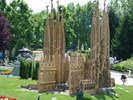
left=20, top=60, right=39, bottom=79
left=32, top=61, right=39, bottom=80
left=27, top=62, right=32, bottom=78
left=20, top=60, right=29, bottom=79
left=131, top=54, right=133, bottom=58
left=83, top=94, right=94, bottom=100
left=113, top=58, right=133, bottom=72
left=20, top=60, right=24, bottom=78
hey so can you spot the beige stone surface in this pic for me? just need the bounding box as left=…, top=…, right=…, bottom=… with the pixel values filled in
left=38, top=0, right=66, bottom=92
left=37, top=0, right=111, bottom=94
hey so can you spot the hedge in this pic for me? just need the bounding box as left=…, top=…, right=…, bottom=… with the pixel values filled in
left=32, top=61, right=39, bottom=80
left=20, top=60, right=39, bottom=80
left=112, top=58, right=133, bottom=72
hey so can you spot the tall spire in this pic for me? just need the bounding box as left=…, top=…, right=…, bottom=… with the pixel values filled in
left=51, top=0, right=53, bottom=11
left=57, top=0, right=59, bottom=11
left=61, top=8, right=64, bottom=20
left=107, top=5, right=110, bottom=14
left=97, top=0, right=99, bottom=7
left=104, top=0, right=106, bottom=10
left=46, top=5, right=49, bottom=14
left=44, top=5, right=50, bottom=56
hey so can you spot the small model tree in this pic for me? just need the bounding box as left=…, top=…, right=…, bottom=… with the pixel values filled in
left=0, top=12, right=12, bottom=52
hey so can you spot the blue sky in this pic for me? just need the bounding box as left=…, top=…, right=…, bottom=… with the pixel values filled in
left=7, top=0, right=110, bottom=13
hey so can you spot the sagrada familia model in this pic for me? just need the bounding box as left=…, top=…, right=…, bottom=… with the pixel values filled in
left=30, top=0, right=115, bottom=95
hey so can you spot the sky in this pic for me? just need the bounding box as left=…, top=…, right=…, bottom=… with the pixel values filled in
left=7, top=0, right=110, bottom=13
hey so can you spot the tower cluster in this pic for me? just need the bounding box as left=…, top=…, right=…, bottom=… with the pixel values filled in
left=36, top=0, right=113, bottom=94
left=38, top=0, right=67, bottom=92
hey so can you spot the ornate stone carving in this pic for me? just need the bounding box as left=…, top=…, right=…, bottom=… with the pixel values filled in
left=37, top=0, right=112, bottom=94
left=38, top=0, right=66, bottom=92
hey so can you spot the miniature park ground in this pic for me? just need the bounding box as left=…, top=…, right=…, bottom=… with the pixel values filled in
left=0, top=67, right=133, bottom=100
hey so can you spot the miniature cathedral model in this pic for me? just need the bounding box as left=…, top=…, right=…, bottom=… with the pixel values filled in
left=37, top=0, right=114, bottom=94
left=90, top=0, right=111, bottom=88
left=38, top=0, right=67, bottom=92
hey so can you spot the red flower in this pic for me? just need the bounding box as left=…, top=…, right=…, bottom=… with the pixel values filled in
left=0, top=96, right=6, bottom=98
left=0, top=96, right=17, bottom=100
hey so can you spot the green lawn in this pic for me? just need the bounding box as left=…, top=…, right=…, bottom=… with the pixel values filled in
left=0, top=75, right=133, bottom=100
left=93, top=84, right=133, bottom=100
left=0, top=67, right=13, bottom=72
left=0, top=76, right=76, bottom=100
left=0, top=68, right=133, bottom=100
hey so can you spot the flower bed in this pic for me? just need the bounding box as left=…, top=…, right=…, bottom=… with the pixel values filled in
left=0, top=96, right=17, bottom=100
left=0, top=71, right=13, bottom=74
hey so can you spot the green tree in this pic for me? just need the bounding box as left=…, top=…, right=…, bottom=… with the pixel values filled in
left=109, top=6, right=120, bottom=42
left=14, top=38, right=28, bottom=57
left=111, top=2, right=133, bottom=60
left=57, top=2, right=93, bottom=51
left=0, top=0, right=6, bottom=11
left=31, top=10, right=46, bottom=50
left=72, top=2, right=93, bottom=50
left=64, top=3, right=75, bottom=50
left=3, top=0, right=34, bottom=56
left=109, top=5, right=120, bottom=54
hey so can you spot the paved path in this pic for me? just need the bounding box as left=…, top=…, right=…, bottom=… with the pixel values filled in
left=111, top=70, right=133, bottom=85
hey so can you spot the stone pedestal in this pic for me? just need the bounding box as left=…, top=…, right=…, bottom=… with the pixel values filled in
left=13, top=60, right=20, bottom=76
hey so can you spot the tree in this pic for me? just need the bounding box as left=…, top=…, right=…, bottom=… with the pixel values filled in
left=72, top=2, right=93, bottom=50
left=14, top=38, right=28, bottom=57
left=3, top=0, right=34, bottom=56
left=0, top=0, right=6, bottom=11
left=31, top=10, right=46, bottom=50
left=0, top=12, right=12, bottom=52
left=111, top=1, right=133, bottom=60
left=109, top=5, right=120, bottom=55
left=62, top=2, right=93, bottom=50
left=109, top=6, right=120, bottom=45
left=64, top=3, right=75, bottom=50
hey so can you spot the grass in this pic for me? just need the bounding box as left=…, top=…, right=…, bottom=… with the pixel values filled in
left=0, top=67, right=13, bottom=72
left=0, top=76, right=76, bottom=100
left=1, top=75, right=133, bottom=100
left=1, top=68, right=133, bottom=100
left=93, top=84, right=133, bottom=100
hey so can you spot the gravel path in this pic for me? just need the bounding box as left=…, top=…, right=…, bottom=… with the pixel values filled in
left=111, top=70, right=133, bottom=85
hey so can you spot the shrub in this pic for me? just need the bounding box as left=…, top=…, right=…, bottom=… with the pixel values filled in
left=20, top=60, right=29, bottom=79
left=131, top=54, right=133, bottom=58
left=27, top=62, right=32, bottom=78
left=20, top=60, right=38, bottom=79
left=83, top=94, right=94, bottom=100
left=32, top=61, right=39, bottom=80
left=113, top=58, right=133, bottom=72
left=20, top=60, right=24, bottom=78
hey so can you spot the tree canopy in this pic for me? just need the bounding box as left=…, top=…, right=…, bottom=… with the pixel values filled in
left=0, top=12, right=12, bottom=51
left=110, top=0, right=133, bottom=60
left=0, top=0, right=133, bottom=60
